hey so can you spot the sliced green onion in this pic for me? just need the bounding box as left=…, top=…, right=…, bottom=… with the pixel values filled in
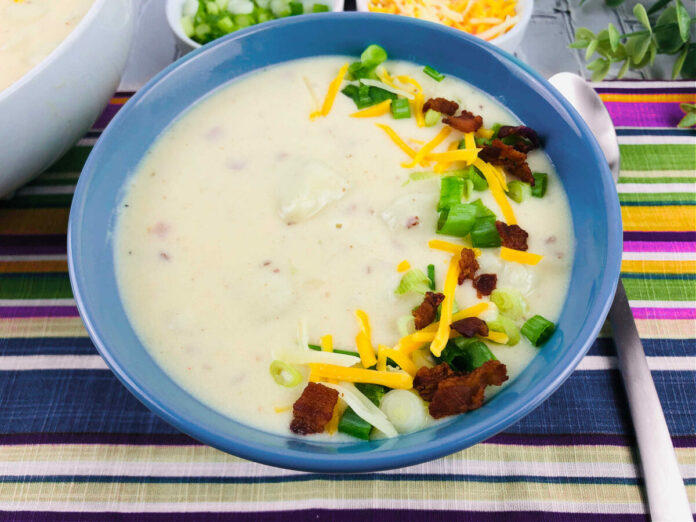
left=501, top=134, right=533, bottom=149
left=438, top=337, right=496, bottom=372
left=424, top=109, right=441, bottom=127
left=357, top=82, right=373, bottom=108
left=395, top=268, right=431, bottom=296
left=462, top=178, right=474, bottom=201
left=391, top=97, right=411, bottom=119
left=491, top=123, right=502, bottom=139
left=356, top=382, right=387, bottom=406
left=217, top=16, right=236, bottom=32
left=470, top=216, right=501, bottom=248
left=269, top=360, right=302, bottom=387
left=423, top=65, right=445, bottom=82
left=338, top=408, right=372, bottom=440
left=486, top=316, right=521, bottom=346
left=470, top=198, right=495, bottom=218
left=531, top=172, right=548, bottom=198
left=269, top=0, right=290, bottom=17
left=256, top=8, right=273, bottom=21
left=368, top=85, right=397, bottom=104
left=397, top=315, right=415, bottom=337
left=467, top=166, right=488, bottom=191
left=194, top=23, right=211, bottom=39
left=206, top=1, right=220, bottom=14
left=490, top=287, right=528, bottom=320
left=402, top=171, right=437, bottom=186
left=474, top=135, right=492, bottom=147
left=181, top=16, right=195, bottom=37
left=507, top=180, right=531, bottom=203
left=289, top=1, right=303, bottom=14
left=437, top=176, right=465, bottom=211
left=360, top=44, right=388, bottom=68
left=312, top=2, right=330, bottom=10
left=379, top=390, right=427, bottom=433
left=234, top=13, right=256, bottom=26
left=437, top=203, right=477, bottom=237
left=427, top=264, right=436, bottom=291
left=521, top=315, right=556, bottom=346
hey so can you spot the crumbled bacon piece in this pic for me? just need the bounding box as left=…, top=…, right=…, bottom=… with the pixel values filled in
left=458, top=248, right=479, bottom=284
left=406, top=216, right=420, bottom=229
left=290, top=382, right=339, bottom=435
left=443, top=110, right=483, bottom=133
left=451, top=317, right=489, bottom=338
left=495, top=221, right=529, bottom=251
left=478, top=139, right=534, bottom=185
left=413, top=363, right=455, bottom=402
left=423, top=97, right=459, bottom=116
left=412, top=292, right=445, bottom=330
left=497, top=125, right=540, bottom=153
left=473, top=273, right=497, bottom=297
left=428, top=360, right=509, bottom=419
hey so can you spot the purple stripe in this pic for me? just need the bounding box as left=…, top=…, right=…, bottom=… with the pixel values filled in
left=92, top=104, right=125, bottom=131
left=0, top=306, right=79, bottom=319
left=0, top=235, right=67, bottom=255
left=1, top=432, right=694, bottom=447
left=604, top=101, right=686, bottom=128
left=624, top=241, right=696, bottom=253
left=0, top=511, right=650, bottom=522
left=631, top=307, right=696, bottom=320
left=624, top=231, right=696, bottom=242
left=595, top=87, right=696, bottom=95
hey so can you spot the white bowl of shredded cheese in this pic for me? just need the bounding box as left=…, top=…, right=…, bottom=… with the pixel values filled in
left=355, top=0, right=533, bottom=54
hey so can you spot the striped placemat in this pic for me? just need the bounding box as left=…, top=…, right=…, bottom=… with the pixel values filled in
left=0, top=81, right=694, bottom=521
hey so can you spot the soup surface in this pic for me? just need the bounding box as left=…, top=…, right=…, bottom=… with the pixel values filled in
left=0, top=0, right=94, bottom=93
left=115, top=57, right=574, bottom=438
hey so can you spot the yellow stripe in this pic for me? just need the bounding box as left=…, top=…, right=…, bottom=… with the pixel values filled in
left=622, top=259, right=696, bottom=274
left=0, top=209, right=69, bottom=234
left=110, top=97, right=130, bottom=105
left=429, top=254, right=460, bottom=357
left=0, top=317, right=87, bottom=338
left=350, top=99, right=392, bottom=118
left=0, top=260, right=68, bottom=273
left=599, top=93, right=696, bottom=103
left=308, top=363, right=413, bottom=389
left=621, top=206, right=696, bottom=232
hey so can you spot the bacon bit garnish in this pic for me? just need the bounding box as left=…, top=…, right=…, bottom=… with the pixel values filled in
left=457, top=248, right=479, bottom=284
left=413, top=363, right=455, bottom=402
left=413, top=291, right=445, bottom=330
left=406, top=216, right=420, bottom=228
left=422, top=97, right=459, bottom=116
left=495, top=221, right=529, bottom=251
left=478, top=139, right=534, bottom=185
left=290, top=382, right=339, bottom=435
left=472, top=273, right=497, bottom=297
left=443, top=110, right=483, bottom=133
left=451, top=317, right=489, bottom=338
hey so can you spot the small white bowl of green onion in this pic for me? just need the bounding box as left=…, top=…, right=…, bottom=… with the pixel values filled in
left=167, top=0, right=344, bottom=52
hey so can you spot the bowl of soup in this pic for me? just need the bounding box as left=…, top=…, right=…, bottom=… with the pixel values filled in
left=0, top=0, right=135, bottom=196
left=68, top=13, right=622, bottom=472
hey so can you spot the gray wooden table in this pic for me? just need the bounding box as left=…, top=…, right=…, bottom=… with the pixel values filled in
left=119, top=0, right=681, bottom=92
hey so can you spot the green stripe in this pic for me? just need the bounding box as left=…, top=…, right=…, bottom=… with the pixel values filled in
left=1, top=195, right=73, bottom=209
left=0, top=274, right=73, bottom=299
left=619, top=144, right=696, bottom=171
left=47, top=147, right=92, bottom=173
left=27, top=177, right=80, bottom=187
left=618, top=177, right=696, bottom=184
left=619, top=193, right=696, bottom=203
left=622, top=277, right=696, bottom=301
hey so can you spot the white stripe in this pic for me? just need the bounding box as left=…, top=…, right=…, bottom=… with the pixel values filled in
left=0, top=298, right=76, bottom=307
left=0, top=255, right=67, bottom=262
left=0, top=499, right=657, bottom=514
left=592, top=80, right=695, bottom=89
left=617, top=183, right=694, bottom=193
left=628, top=300, right=696, bottom=308
left=577, top=356, right=696, bottom=372
left=617, top=135, right=696, bottom=145
left=622, top=252, right=696, bottom=261
left=0, top=355, right=106, bottom=371
left=620, top=170, right=695, bottom=178
left=77, top=138, right=98, bottom=147
left=17, top=185, right=75, bottom=195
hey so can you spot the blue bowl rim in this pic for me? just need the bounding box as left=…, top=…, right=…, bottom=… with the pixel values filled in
left=68, top=12, right=623, bottom=473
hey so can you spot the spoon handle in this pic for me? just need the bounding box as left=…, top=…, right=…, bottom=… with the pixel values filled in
left=609, top=281, right=693, bottom=521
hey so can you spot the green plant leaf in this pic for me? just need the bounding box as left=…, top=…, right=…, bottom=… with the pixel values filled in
left=648, top=39, right=658, bottom=65
left=586, top=58, right=607, bottom=71
left=586, top=39, right=599, bottom=61
left=674, top=0, right=690, bottom=42
left=681, top=43, right=696, bottom=79
left=605, top=0, right=625, bottom=6
left=591, top=60, right=611, bottom=81
left=607, top=23, right=620, bottom=52
left=655, top=8, right=687, bottom=54
left=677, top=112, right=696, bottom=128
left=630, top=33, right=653, bottom=64
left=680, top=103, right=696, bottom=114
left=633, top=3, right=651, bottom=31
left=673, top=44, right=689, bottom=79
left=646, top=0, right=671, bottom=15
left=617, top=59, right=630, bottom=78
left=575, top=27, right=596, bottom=41
left=569, top=39, right=591, bottom=49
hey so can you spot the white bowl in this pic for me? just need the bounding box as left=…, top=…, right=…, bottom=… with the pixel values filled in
left=354, top=0, right=533, bottom=55
left=0, top=0, right=135, bottom=197
left=167, top=0, right=346, bottom=54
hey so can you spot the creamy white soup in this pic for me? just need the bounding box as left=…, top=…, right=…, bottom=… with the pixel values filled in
left=115, top=56, right=574, bottom=439
left=0, top=0, right=94, bottom=93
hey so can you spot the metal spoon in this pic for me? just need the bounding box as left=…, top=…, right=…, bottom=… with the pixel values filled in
left=549, top=72, right=692, bottom=522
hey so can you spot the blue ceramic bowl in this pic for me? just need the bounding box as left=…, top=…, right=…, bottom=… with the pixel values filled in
left=68, top=13, right=622, bottom=472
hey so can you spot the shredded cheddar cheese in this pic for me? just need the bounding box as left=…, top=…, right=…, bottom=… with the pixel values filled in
left=326, top=401, right=344, bottom=434
left=473, top=158, right=517, bottom=225
left=433, top=140, right=461, bottom=173
left=310, top=62, right=349, bottom=119
left=273, top=405, right=292, bottom=413
left=425, top=148, right=480, bottom=164
left=429, top=254, right=460, bottom=357
left=500, top=246, right=544, bottom=265
left=308, top=363, right=413, bottom=389
left=403, top=126, right=452, bottom=168
left=378, top=347, right=418, bottom=377
left=320, top=334, right=334, bottom=353
left=428, top=239, right=481, bottom=257
left=350, top=99, right=392, bottom=118
left=480, top=330, right=509, bottom=344
left=355, top=310, right=377, bottom=368
left=366, top=0, right=520, bottom=42
left=397, top=260, right=411, bottom=272
left=375, top=123, right=417, bottom=159
left=463, top=132, right=476, bottom=151
left=412, top=92, right=426, bottom=127
left=476, top=127, right=494, bottom=139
